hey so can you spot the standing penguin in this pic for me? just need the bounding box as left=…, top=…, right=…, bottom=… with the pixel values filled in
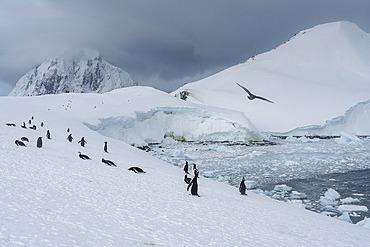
left=103, top=141, right=108, bottom=153
left=46, top=130, right=51, bottom=139
left=239, top=177, right=247, bottom=195
left=78, top=137, right=87, bottom=147
left=187, top=170, right=199, bottom=196
left=41, top=122, right=44, bottom=127
left=67, top=128, right=70, bottom=133
left=37, top=137, right=43, bottom=148
left=192, top=163, right=198, bottom=176
left=67, top=133, right=73, bottom=142
left=183, top=161, right=189, bottom=174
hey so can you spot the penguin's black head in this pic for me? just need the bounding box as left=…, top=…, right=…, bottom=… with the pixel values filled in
left=102, top=158, right=105, bottom=162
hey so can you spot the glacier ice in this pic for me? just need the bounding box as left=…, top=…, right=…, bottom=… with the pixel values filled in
left=84, top=107, right=262, bottom=145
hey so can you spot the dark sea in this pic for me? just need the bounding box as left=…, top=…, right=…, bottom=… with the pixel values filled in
left=148, top=139, right=370, bottom=224
left=280, top=168, right=370, bottom=224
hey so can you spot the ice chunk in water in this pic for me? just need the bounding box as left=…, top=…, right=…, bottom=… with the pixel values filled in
left=324, top=188, right=341, bottom=201
left=335, top=132, right=365, bottom=144
left=290, top=191, right=307, bottom=200
left=337, top=205, right=368, bottom=213
left=336, top=212, right=353, bottom=223
left=274, top=184, right=292, bottom=192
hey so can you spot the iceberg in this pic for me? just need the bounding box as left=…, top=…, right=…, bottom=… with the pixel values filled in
left=336, top=212, right=353, bottom=224
left=335, top=132, right=365, bottom=145
left=85, top=107, right=262, bottom=146
left=274, top=184, right=292, bottom=192
left=341, top=197, right=360, bottom=204
left=324, top=188, right=341, bottom=201
left=319, top=196, right=339, bottom=207
left=319, top=188, right=341, bottom=207
left=290, top=191, right=308, bottom=200
left=245, top=181, right=257, bottom=190
left=337, top=205, right=368, bottom=213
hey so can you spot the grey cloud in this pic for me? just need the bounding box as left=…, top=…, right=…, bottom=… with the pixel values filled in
left=1, top=0, right=370, bottom=95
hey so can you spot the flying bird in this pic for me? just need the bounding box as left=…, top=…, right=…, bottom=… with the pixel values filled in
left=236, top=83, right=274, bottom=103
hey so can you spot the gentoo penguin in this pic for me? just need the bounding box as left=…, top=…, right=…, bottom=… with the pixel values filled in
left=101, top=158, right=117, bottom=167
left=236, top=83, right=274, bottom=104
left=6, top=123, right=16, bottom=127
left=15, top=140, right=26, bottom=146
left=41, top=122, right=44, bottom=127
left=29, top=125, right=37, bottom=130
left=28, top=119, right=31, bottom=125
left=239, top=177, right=247, bottom=195
left=128, top=167, right=146, bottom=173
left=78, top=137, right=87, bottom=147
left=184, top=174, right=191, bottom=184
left=183, top=161, right=189, bottom=174
left=21, top=137, right=29, bottom=142
left=37, top=137, right=42, bottom=148
left=21, top=122, right=27, bottom=129
left=46, top=130, right=51, bottom=139
left=67, top=133, right=73, bottom=142
left=192, top=163, right=198, bottom=176
left=67, top=128, right=70, bottom=133
left=187, top=170, right=199, bottom=196
left=103, top=141, right=108, bottom=153
left=78, top=152, right=91, bottom=160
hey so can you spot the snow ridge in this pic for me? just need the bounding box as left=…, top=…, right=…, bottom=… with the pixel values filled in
left=173, top=21, right=370, bottom=134
left=8, top=49, right=137, bottom=96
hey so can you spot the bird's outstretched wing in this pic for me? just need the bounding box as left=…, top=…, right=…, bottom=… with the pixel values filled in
left=255, top=95, right=274, bottom=104
left=236, top=83, right=274, bottom=104
left=236, top=83, right=252, bottom=96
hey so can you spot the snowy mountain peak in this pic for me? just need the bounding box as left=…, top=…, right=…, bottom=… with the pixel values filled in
left=174, top=21, right=370, bottom=134
left=8, top=49, right=137, bottom=96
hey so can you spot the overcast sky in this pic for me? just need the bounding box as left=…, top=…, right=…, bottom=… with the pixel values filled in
left=1, top=0, right=370, bottom=95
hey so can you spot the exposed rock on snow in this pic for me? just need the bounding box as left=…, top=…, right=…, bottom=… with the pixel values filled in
left=9, top=49, right=137, bottom=96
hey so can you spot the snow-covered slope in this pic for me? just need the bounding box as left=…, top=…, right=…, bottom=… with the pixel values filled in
left=173, top=21, right=370, bottom=134
left=8, top=49, right=137, bottom=96
left=6, top=86, right=261, bottom=145
left=1, top=91, right=370, bottom=246
left=282, top=99, right=370, bottom=136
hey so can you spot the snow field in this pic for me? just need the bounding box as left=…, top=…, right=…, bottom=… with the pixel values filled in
left=1, top=92, right=370, bottom=246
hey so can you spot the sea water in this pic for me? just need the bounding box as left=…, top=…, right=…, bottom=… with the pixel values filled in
left=148, top=138, right=370, bottom=224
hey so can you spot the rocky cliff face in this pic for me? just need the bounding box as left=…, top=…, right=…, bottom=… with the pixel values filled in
left=9, top=49, right=137, bottom=96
